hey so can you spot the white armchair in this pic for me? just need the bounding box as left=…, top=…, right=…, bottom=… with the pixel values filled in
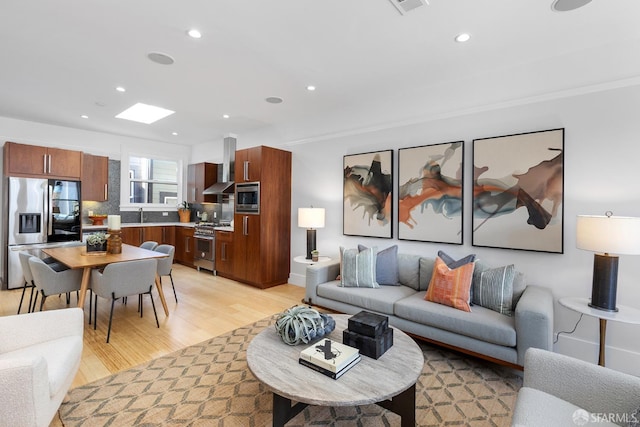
left=0, top=308, right=84, bottom=427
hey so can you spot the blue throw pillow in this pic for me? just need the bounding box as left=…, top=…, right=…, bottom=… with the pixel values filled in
left=358, top=244, right=399, bottom=285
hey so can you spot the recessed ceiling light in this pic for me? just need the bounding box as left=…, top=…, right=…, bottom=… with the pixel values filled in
left=306, top=85, right=316, bottom=91
left=222, top=114, right=230, bottom=119
left=455, top=33, right=471, bottom=43
left=115, top=103, right=175, bottom=124
left=80, top=115, right=89, bottom=119
left=187, top=29, right=202, bottom=39
left=265, top=96, right=284, bottom=104
left=115, top=86, right=126, bottom=93
left=147, top=52, right=175, bottom=65
left=172, top=132, right=178, bottom=136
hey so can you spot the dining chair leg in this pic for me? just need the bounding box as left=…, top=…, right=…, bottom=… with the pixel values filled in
left=107, top=293, right=116, bottom=343
left=89, top=290, right=93, bottom=325
left=93, top=293, right=98, bottom=331
left=39, top=292, right=47, bottom=311
left=30, top=291, right=38, bottom=313
left=28, top=286, right=35, bottom=313
left=139, top=294, right=144, bottom=318
left=169, top=271, right=177, bottom=303
left=147, top=287, right=159, bottom=328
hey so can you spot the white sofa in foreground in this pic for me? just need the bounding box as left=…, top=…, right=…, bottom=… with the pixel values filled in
left=0, top=308, right=84, bottom=427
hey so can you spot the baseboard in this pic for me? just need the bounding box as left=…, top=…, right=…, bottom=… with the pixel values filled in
left=288, top=273, right=305, bottom=287
left=554, top=334, right=640, bottom=376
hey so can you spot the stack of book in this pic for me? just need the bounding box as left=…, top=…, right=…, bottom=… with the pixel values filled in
left=299, top=338, right=360, bottom=379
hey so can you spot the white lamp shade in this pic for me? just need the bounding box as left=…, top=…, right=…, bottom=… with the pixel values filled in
left=576, top=215, right=640, bottom=255
left=298, top=208, right=325, bottom=229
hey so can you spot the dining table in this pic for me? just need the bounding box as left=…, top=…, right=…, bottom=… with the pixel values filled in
left=42, top=243, right=171, bottom=316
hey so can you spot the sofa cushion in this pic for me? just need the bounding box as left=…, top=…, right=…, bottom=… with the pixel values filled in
left=425, top=257, right=474, bottom=312
left=512, top=387, right=619, bottom=427
left=397, top=254, right=421, bottom=290
left=418, top=257, right=435, bottom=291
left=472, top=264, right=515, bottom=316
left=512, top=271, right=526, bottom=310
left=317, top=281, right=415, bottom=315
left=339, top=246, right=379, bottom=288
left=358, top=244, right=399, bottom=285
left=395, top=291, right=516, bottom=346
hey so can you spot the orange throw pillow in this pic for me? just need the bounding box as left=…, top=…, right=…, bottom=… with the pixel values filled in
left=425, top=257, right=474, bottom=312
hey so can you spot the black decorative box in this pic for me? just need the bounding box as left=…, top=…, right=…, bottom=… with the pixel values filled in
left=348, top=311, right=389, bottom=338
left=343, top=328, right=393, bottom=359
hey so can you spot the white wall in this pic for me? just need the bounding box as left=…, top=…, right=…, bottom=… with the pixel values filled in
left=241, top=81, right=640, bottom=375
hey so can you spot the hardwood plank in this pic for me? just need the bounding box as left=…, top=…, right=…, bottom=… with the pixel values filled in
left=0, top=264, right=305, bottom=389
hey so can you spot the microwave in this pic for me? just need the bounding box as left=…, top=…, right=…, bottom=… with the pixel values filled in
left=236, top=182, right=260, bottom=214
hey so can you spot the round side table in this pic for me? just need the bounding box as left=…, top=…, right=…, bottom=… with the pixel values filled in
left=293, top=255, right=331, bottom=265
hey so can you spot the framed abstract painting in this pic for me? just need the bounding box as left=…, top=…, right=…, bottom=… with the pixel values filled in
left=472, top=128, right=564, bottom=253
left=343, top=149, right=393, bottom=238
left=398, top=141, right=464, bottom=244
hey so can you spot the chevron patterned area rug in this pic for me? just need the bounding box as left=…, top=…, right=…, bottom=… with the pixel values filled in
left=59, top=316, right=522, bottom=426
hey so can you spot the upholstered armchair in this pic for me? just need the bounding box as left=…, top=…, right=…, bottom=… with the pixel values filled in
left=0, top=307, right=84, bottom=427
left=155, top=244, right=176, bottom=302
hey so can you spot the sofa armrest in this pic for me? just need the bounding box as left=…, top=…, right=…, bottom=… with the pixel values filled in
left=523, top=347, right=640, bottom=417
left=0, top=357, right=50, bottom=427
left=515, top=285, right=554, bottom=366
left=304, top=260, right=341, bottom=304
left=0, top=307, right=84, bottom=354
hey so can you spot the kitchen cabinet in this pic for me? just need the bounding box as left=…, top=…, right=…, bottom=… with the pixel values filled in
left=231, top=146, right=291, bottom=288
left=187, top=162, right=218, bottom=203
left=215, top=230, right=233, bottom=277
left=81, top=153, right=109, bottom=201
left=120, top=225, right=174, bottom=247
left=175, top=226, right=194, bottom=268
left=4, top=141, right=82, bottom=179
left=234, top=146, right=263, bottom=183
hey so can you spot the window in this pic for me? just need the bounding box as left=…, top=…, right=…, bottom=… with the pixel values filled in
left=128, top=156, right=179, bottom=205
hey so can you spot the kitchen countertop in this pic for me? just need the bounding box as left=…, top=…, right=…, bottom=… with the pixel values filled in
left=83, top=222, right=196, bottom=230
left=214, top=226, right=234, bottom=232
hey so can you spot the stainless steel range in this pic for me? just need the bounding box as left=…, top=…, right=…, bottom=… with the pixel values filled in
left=194, top=222, right=216, bottom=273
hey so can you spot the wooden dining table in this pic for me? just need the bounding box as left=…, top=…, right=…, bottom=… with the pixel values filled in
left=42, top=244, right=171, bottom=316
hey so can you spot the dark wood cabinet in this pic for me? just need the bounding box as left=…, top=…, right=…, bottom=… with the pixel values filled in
left=120, top=225, right=175, bottom=248
left=161, top=226, right=175, bottom=246
left=231, top=146, right=291, bottom=288
left=4, top=141, right=82, bottom=179
left=81, top=153, right=109, bottom=201
left=234, top=146, right=262, bottom=183
left=121, top=227, right=143, bottom=246
left=187, top=162, right=218, bottom=203
left=215, top=230, right=233, bottom=277
left=175, top=226, right=194, bottom=267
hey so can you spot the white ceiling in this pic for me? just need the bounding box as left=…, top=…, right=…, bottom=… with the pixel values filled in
left=1, top=0, right=640, bottom=146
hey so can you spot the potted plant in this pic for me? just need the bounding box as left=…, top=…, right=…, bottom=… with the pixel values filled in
left=178, top=201, right=191, bottom=223
left=311, top=250, right=319, bottom=262
left=86, top=232, right=107, bottom=253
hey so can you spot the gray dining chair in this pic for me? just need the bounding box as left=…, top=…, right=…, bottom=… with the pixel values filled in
left=28, top=257, right=83, bottom=311
left=140, top=241, right=159, bottom=250
left=90, top=258, right=159, bottom=343
left=17, top=251, right=36, bottom=314
left=155, top=244, right=177, bottom=302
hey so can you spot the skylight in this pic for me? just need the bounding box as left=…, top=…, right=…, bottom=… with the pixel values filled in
left=115, top=103, right=175, bottom=124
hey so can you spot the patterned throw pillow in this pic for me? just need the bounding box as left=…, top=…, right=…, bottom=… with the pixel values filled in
left=358, top=244, right=399, bottom=285
left=438, top=250, right=476, bottom=301
left=472, top=264, right=515, bottom=316
left=425, top=257, right=474, bottom=312
left=339, top=246, right=379, bottom=288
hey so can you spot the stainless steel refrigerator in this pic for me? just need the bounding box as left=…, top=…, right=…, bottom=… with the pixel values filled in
left=2, top=177, right=82, bottom=289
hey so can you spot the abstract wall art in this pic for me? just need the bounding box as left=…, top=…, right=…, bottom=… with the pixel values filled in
left=343, top=150, right=393, bottom=238
left=472, top=128, right=564, bottom=253
left=398, top=141, right=464, bottom=244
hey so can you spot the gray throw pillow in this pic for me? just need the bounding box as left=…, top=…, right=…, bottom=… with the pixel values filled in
left=339, top=246, right=379, bottom=288
left=472, top=264, right=515, bottom=316
left=358, top=244, right=399, bottom=285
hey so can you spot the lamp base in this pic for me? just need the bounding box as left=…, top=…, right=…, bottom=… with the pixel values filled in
left=589, top=253, right=619, bottom=312
left=306, top=229, right=317, bottom=260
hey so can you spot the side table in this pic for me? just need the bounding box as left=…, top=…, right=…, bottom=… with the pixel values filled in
left=558, top=297, right=640, bottom=366
left=293, top=255, right=331, bottom=265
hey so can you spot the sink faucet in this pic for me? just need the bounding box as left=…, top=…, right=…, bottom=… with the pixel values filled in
left=139, top=207, right=144, bottom=223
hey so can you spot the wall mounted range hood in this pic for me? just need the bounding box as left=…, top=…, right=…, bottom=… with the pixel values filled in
left=203, top=135, right=236, bottom=195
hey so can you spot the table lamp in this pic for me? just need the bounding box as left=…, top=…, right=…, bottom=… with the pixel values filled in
left=298, top=207, right=325, bottom=260
left=576, top=212, right=640, bottom=312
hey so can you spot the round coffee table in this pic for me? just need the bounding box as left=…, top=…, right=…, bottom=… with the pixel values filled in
left=247, top=314, right=424, bottom=426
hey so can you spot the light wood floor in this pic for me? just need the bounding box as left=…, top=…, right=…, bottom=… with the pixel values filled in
left=0, top=264, right=305, bottom=389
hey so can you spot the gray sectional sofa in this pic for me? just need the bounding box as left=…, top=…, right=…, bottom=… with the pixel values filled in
left=304, top=254, right=554, bottom=368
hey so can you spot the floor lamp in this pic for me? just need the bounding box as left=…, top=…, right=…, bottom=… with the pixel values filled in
left=576, top=213, right=640, bottom=312
left=298, top=207, right=325, bottom=260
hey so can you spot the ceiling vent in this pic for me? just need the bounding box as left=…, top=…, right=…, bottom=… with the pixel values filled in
left=388, top=0, right=428, bottom=15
